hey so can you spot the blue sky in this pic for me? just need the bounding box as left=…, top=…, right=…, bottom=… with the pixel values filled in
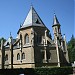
left=0, top=0, right=74, bottom=42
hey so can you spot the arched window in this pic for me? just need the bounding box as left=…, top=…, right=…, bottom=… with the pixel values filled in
left=36, top=19, right=40, bottom=24
left=55, top=28, right=57, bottom=33
left=17, top=53, right=20, bottom=60
left=25, top=34, right=29, bottom=44
left=5, top=54, right=8, bottom=61
left=22, top=53, right=25, bottom=59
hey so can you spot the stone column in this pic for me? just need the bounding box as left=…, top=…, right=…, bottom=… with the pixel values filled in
left=20, top=34, right=22, bottom=63
left=45, top=30, right=47, bottom=45
left=63, top=34, right=67, bottom=52
left=10, top=37, right=13, bottom=69
left=61, top=40, right=64, bottom=50
left=43, top=39, right=47, bottom=63
left=10, top=44, right=13, bottom=69
left=48, top=50, right=51, bottom=62
left=31, top=28, right=35, bottom=67
left=31, top=28, right=34, bottom=46
left=63, top=34, right=69, bottom=62
left=1, top=39, right=5, bottom=69
left=55, top=36, right=60, bottom=67
left=44, top=49, right=47, bottom=63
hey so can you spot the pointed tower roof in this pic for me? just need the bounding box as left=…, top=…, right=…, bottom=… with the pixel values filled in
left=52, top=13, right=60, bottom=27
left=21, top=6, right=45, bottom=28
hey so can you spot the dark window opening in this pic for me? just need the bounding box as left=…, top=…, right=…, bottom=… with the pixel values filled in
left=17, top=53, right=20, bottom=60
left=55, top=28, right=57, bottom=33
left=5, top=54, right=8, bottom=61
left=22, top=53, right=25, bottom=59
left=36, top=19, right=40, bottom=24
left=7, top=42, right=9, bottom=45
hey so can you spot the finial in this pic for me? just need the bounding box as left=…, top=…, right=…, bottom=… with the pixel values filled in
left=63, top=34, right=66, bottom=38
left=10, top=32, right=12, bottom=38
left=31, top=3, right=33, bottom=7
left=10, top=32, right=11, bottom=36
left=53, top=10, right=56, bottom=16
left=63, top=34, right=65, bottom=35
left=30, top=3, right=34, bottom=9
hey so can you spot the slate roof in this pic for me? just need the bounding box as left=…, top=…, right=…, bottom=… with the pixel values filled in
left=4, top=37, right=15, bottom=47
left=21, top=6, right=46, bottom=28
left=52, top=13, right=60, bottom=26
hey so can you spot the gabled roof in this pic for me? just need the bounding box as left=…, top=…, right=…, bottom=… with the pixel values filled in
left=52, top=13, right=60, bottom=27
left=21, top=6, right=46, bottom=28
left=4, top=37, right=15, bottom=47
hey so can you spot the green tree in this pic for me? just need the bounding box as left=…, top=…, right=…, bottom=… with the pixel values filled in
left=0, top=37, right=6, bottom=47
left=67, top=35, right=75, bottom=63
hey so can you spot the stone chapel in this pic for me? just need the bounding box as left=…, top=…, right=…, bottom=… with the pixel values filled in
left=0, top=6, right=69, bottom=69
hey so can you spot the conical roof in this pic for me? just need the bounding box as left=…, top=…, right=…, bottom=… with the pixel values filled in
left=52, top=13, right=60, bottom=27
left=21, top=6, right=45, bottom=28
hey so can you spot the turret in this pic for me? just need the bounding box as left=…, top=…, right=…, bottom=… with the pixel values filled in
left=52, top=14, right=62, bottom=67
left=52, top=13, right=62, bottom=44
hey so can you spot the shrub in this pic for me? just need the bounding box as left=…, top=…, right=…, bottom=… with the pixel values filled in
left=34, top=67, right=73, bottom=75
left=0, top=67, right=73, bottom=75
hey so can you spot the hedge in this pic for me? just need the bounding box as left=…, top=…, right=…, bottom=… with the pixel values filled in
left=35, top=67, right=73, bottom=75
left=0, top=67, right=73, bottom=75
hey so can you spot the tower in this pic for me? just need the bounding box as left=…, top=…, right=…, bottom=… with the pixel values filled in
left=52, top=13, right=62, bottom=45
left=16, top=6, right=49, bottom=67
left=52, top=14, right=69, bottom=66
left=52, top=14, right=62, bottom=67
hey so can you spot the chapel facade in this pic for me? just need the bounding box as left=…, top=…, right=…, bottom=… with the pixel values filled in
left=0, top=6, right=69, bottom=69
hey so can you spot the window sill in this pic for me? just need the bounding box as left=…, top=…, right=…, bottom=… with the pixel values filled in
left=22, top=59, right=26, bottom=61
left=17, top=59, right=20, bottom=61
left=23, top=44, right=31, bottom=48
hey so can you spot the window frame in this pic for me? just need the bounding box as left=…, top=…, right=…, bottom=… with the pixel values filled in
left=24, top=34, right=29, bottom=44
left=22, top=52, right=25, bottom=60
left=17, top=53, right=20, bottom=60
left=5, top=54, right=8, bottom=61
